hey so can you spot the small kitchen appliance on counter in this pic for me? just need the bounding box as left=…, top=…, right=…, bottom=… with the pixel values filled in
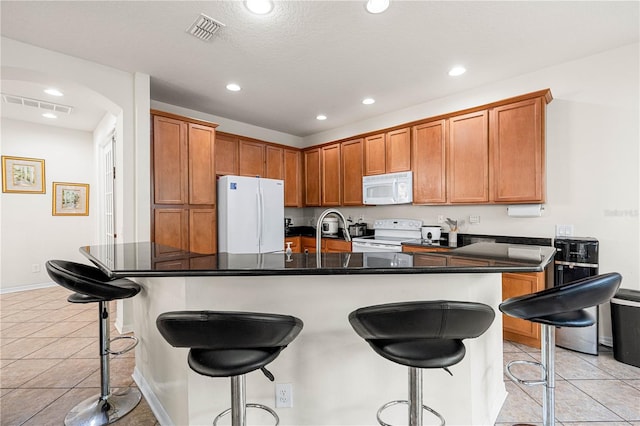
left=321, top=217, right=339, bottom=235
left=421, top=226, right=442, bottom=244
left=554, top=237, right=600, bottom=355
left=348, top=222, right=367, bottom=237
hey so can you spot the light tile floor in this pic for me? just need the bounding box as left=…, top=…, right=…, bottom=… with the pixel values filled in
left=1, top=285, right=639, bottom=425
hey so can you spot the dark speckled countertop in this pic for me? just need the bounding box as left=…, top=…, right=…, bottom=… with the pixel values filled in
left=80, top=241, right=555, bottom=278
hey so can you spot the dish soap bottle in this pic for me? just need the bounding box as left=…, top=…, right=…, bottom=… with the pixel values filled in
left=285, top=242, right=293, bottom=257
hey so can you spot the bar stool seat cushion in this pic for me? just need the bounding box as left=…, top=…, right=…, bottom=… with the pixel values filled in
left=157, top=311, right=303, bottom=377
left=349, top=300, right=495, bottom=369
left=46, top=260, right=140, bottom=301
left=499, top=273, right=622, bottom=327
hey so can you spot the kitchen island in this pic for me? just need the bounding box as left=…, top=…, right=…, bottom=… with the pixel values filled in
left=81, top=242, right=554, bottom=426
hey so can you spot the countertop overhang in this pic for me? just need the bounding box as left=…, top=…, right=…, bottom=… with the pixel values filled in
left=80, top=242, right=555, bottom=278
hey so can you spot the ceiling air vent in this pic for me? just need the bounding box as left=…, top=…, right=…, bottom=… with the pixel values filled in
left=187, top=13, right=225, bottom=42
left=1, top=93, right=73, bottom=114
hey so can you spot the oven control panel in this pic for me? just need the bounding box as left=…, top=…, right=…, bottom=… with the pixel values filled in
left=373, top=219, right=423, bottom=231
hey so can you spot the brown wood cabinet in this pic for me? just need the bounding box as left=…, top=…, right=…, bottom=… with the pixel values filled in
left=285, top=236, right=301, bottom=253
left=341, top=138, right=363, bottom=206
left=238, top=139, right=265, bottom=177
left=412, top=120, right=447, bottom=204
left=215, top=133, right=239, bottom=176
left=153, top=115, right=188, bottom=205
left=300, top=236, right=351, bottom=253
left=502, top=271, right=545, bottom=348
left=284, top=149, right=303, bottom=207
left=364, top=133, right=386, bottom=175
left=364, top=128, right=411, bottom=176
left=448, top=110, right=489, bottom=203
left=386, top=127, right=411, bottom=173
left=325, top=239, right=351, bottom=253
left=265, top=145, right=284, bottom=179
left=304, top=148, right=321, bottom=206
left=151, top=110, right=218, bottom=254
left=490, top=97, right=545, bottom=203
left=321, top=143, right=341, bottom=206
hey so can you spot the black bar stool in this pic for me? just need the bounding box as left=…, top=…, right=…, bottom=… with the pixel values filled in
left=45, top=260, right=141, bottom=426
left=349, top=300, right=495, bottom=426
left=156, top=310, right=303, bottom=426
left=500, top=272, right=622, bottom=426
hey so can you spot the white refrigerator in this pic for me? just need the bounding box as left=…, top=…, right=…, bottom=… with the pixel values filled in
left=217, top=175, right=284, bottom=254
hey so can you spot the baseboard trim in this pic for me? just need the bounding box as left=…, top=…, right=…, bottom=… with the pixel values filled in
left=600, top=336, right=613, bottom=347
left=0, top=282, right=56, bottom=294
left=132, top=366, right=172, bottom=426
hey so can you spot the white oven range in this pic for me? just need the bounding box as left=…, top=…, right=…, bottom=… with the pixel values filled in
left=351, top=218, right=423, bottom=253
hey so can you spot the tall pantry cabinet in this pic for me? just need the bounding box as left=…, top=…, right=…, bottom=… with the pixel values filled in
left=151, top=110, right=218, bottom=254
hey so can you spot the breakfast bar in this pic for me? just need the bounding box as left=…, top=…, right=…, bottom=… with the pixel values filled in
left=81, top=242, right=555, bottom=426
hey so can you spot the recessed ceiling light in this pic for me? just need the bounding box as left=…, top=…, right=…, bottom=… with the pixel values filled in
left=448, top=66, right=466, bottom=77
left=44, top=88, right=63, bottom=97
left=245, top=0, right=273, bottom=15
left=42, top=112, right=57, bottom=119
left=362, top=98, right=375, bottom=105
left=316, top=114, right=327, bottom=121
left=366, top=0, right=390, bottom=14
left=226, top=83, right=241, bottom=92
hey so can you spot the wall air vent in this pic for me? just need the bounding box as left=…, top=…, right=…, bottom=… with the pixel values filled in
left=1, top=93, right=73, bottom=114
left=187, top=13, right=225, bottom=42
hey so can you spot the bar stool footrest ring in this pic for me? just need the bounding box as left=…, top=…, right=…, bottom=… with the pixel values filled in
left=212, top=403, right=279, bottom=426
left=506, top=360, right=547, bottom=386
left=108, top=335, right=139, bottom=356
left=376, top=399, right=445, bottom=426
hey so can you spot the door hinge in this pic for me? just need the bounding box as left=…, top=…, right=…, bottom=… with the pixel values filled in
left=113, top=167, right=116, bottom=180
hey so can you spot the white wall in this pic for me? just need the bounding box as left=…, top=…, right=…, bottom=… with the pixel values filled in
left=0, top=119, right=96, bottom=289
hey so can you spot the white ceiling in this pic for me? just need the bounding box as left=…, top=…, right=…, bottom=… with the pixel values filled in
left=1, top=1, right=638, bottom=136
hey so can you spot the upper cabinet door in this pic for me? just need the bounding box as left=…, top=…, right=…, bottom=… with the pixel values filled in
left=238, top=139, right=265, bottom=177
left=448, top=110, right=489, bottom=203
left=385, top=127, right=411, bottom=173
left=265, top=145, right=284, bottom=180
left=412, top=120, right=447, bottom=204
left=215, top=133, right=239, bottom=176
left=341, top=138, right=363, bottom=206
left=153, top=115, right=188, bottom=205
left=321, top=143, right=341, bottom=206
left=364, top=133, right=386, bottom=175
left=188, top=123, right=216, bottom=205
left=304, top=148, right=321, bottom=206
left=284, top=149, right=302, bottom=207
left=490, top=97, right=544, bottom=203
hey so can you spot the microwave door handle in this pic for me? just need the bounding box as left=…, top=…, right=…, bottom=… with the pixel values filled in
left=393, top=179, right=399, bottom=202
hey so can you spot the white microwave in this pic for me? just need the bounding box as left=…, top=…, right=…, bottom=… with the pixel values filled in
left=362, top=171, right=413, bottom=205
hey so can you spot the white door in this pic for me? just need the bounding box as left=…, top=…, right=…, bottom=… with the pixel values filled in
left=100, top=131, right=116, bottom=247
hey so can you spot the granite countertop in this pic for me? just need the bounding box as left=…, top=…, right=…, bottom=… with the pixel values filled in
left=80, top=242, right=555, bottom=278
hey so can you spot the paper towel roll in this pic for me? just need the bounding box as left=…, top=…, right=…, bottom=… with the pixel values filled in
left=507, top=204, right=543, bottom=217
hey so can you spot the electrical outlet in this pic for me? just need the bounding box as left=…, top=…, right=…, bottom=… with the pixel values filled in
left=469, top=215, right=480, bottom=224
left=275, top=383, right=293, bottom=408
left=31, top=263, right=40, bottom=273
left=437, top=215, right=445, bottom=224
left=555, top=224, right=574, bottom=237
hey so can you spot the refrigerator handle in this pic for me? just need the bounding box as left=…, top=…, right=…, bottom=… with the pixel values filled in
left=256, top=190, right=261, bottom=245
left=258, top=186, right=264, bottom=247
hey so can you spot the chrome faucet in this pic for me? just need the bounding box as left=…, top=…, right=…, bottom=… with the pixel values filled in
left=315, top=208, right=351, bottom=254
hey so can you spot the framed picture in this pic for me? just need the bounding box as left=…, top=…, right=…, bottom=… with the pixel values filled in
left=53, top=182, right=90, bottom=216
left=2, top=156, right=46, bottom=193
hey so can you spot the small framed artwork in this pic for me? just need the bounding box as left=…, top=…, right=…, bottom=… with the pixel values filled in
left=2, top=156, right=46, bottom=193
left=53, top=182, right=90, bottom=216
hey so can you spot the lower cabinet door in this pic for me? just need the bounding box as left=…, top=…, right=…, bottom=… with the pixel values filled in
left=154, top=208, right=188, bottom=253
left=502, top=271, right=545, bottom=348
left=189, top=208, right=217, bottom=254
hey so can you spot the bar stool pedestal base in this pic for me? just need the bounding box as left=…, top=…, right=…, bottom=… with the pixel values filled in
left=64, top=387, right=142, bottom=426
